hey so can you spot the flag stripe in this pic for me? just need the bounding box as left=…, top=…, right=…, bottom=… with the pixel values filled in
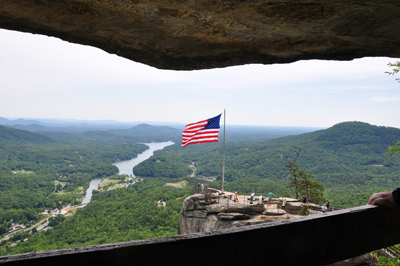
left=185, top=120, right=208, bottom=129
left=182, top=129, right=220, bottom=137
left=182, top=134, right=219, bottom=144
left=181, top=138, right=219, bottom=147
left=182, top=134, right=219, bottom=142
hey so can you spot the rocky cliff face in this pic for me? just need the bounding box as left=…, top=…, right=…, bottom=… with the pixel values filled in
left=179, top=194, right=261, bottom=234
left=1, top=1, right=400, bottom=70
left=178, top=190, right=304, bottom=235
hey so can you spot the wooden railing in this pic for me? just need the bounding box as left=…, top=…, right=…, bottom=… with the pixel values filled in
left=1, top=205, right=400, bottom=266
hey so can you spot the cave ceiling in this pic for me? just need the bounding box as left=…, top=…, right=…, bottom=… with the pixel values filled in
left=1, top=0, right=400, bottom=70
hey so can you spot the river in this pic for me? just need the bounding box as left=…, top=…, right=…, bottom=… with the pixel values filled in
left=81, top=141, right=174, bottom=205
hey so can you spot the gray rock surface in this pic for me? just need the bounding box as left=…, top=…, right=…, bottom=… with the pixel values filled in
left=178, top=191, right=332, bottom=234
left=285, top=202, right=322, bottom=214
left=1, top=1, right=400, bottom=70
left=178, top=192, right=268, bottom=234
left=217, top=212, right=251, bottom=220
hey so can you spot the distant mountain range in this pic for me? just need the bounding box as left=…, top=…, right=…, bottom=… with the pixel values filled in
left=0, top=117, right=47, bottom=126
left=0, top=123, right=182, bottom=144
left=0, top=117, right=324, bottom=143
left=0, top=117, right=185, bottom=131
left=38, top=123, right=182, bottom=143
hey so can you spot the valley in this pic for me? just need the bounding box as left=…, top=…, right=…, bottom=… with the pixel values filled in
left=0, top=119, right=399, bottom=261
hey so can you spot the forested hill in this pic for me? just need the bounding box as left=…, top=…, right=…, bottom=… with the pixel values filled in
left=316, top=121, right=400, bottom=146
left=107, top=123, right=181, bottom=142
left=134, top=121, right=400, bottom=208
left=264, top=121, right=400, bottom=146
left=0, top=125, right=56, bottom=147
left=0, top=125, right=148, bottom=227
left=40, top=123, right=181, bottom=143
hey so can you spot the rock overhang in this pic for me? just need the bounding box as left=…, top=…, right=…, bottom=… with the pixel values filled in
left=1, top=0, right=400, bottom=70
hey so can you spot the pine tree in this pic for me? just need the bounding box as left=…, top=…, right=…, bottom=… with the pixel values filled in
left=285, top=161, right=300, bottom=199
left=285, top=161, right=324, bottom=204
left=299, top=205, right=310, bottom=216
left=297, top=170, right=324, bottom=204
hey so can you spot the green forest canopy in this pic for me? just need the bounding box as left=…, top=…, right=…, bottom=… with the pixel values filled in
left=134, top=121, right=400, bottom=208
left=2, top=121, right=400, bottom=257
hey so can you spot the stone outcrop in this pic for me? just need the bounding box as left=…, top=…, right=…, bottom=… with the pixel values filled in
left=178, top=192, right=272, bottom=235
left=179, top=190, right=326, bottom=235
left=178, top=191, right=327, bottom=233
left=178, top=190, right=305, bottom=235
left=1, top=1, right=400, bottom=70
left=285, top=201, right=322, bottom=214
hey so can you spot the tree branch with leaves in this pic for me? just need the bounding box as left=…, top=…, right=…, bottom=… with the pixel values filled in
left=385, top=61, right=400, bottom=154
left=385, top=61, right=400, bottom=82
left=385, top=141, right=400, bottom=155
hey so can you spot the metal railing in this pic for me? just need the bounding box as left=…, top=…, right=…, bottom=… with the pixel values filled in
left=193, top=189, right=341, bottom=218
left=380, top=245, right=400, bottom=261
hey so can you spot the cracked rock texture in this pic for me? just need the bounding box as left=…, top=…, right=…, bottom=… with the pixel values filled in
left=178, top=192, right=328, bottom=234
left=178, top=193, right=274, bottom=235
left=1, top=0, right=400, bottom=70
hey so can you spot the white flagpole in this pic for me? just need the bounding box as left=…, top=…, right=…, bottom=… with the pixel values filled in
left=221, top=109, right=226, bottom=193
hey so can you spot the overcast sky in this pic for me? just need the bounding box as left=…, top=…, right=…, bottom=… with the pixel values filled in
left=1, top=28, right=399, bottom=128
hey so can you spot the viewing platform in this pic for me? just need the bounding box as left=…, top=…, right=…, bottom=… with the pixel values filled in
left=179, top=188, right=333, bottom=235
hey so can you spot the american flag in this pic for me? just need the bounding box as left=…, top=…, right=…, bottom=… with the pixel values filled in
left=181, top=114, right=221, bottom=148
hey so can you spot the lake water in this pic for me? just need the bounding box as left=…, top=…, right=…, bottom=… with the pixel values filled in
left=113, top=141, right=174, bottom=176
left=81, top=177, right=106, bottom=205
left=82, top=141, right=174, bottom=205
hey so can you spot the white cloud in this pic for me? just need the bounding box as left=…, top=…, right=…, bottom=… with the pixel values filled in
left=371, top=96, right=399, bottom=102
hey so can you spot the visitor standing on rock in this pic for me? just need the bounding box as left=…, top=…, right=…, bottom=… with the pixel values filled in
left=250, top=192, right=255, bottom=204
left=235, top=191, right=238, bottom=203
left=267, top=191, right=273, bottom=205
left=259, top=194, right=263, bottom=204
left=282, top=198, right=286, bottom=210
left=201, top=183, right=204, bottom=193
left=325, top=199, right=330, bottom=209
left=322, top=204, right=327, bottom=213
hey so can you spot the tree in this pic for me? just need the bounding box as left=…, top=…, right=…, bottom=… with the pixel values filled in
left=299, top=205, right=310, bottom=216
left=285, top=161, right=300, bottom=199
left=0, top=226, right=6, bottom=235
left=385, top=61, right=400, bottom=154
left=286, top=161, right=324, bottom=204
left=297, top=170, right=324, bottom=204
